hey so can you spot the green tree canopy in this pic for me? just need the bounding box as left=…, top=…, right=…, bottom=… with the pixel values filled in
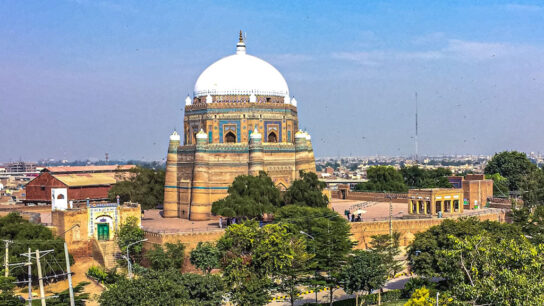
left=354, top=166, right=408, bottom=192
left=485, top=173, right=510, bottom=197
left=108, top=166, right=165, bottom=209
left=370, top=232, right=403, bottom=278
left=144, top=242, right=185, bottom=271
left=400, top=166, right=453, bottom=189
left=511, top=205, right=544, bottom=245
left=190, top=242, right=220, bottom=274
left=216, top=221, right=311, bottom=306
left=116, top=216, right=145, bottom=264
left=0, top=276, right=23, bottom=305
left=275, top=205, right=354, bottom=304
left=284, top=170, right=329, bottom=207
left=484, top=151, right=537, bottom=192
left=98, top=270, right=224, bottom=306
left=440, top=234, right=544, bottom=304
left=339, top=250, right=388, bottom=304
left=408, top=217, right=524, bottom=278
left=0, top=213, right=71, bottom=282
left=211, top=171, right=282, bottom=219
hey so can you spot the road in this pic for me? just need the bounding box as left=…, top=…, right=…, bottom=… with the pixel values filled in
left=267, top=275, right=412, bottom=305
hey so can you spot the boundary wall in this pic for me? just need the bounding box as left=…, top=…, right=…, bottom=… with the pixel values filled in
left=143, top=209, right=506, bottom=253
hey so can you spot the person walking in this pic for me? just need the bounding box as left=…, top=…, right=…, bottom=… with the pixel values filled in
left=219, top=216, right=223, bottom=229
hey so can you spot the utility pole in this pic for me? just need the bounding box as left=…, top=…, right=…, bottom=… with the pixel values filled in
left=3, top=239, right=13, bottom=277
left=36, top=249, right=46, bottom=306
left=64, top=243, right=75, bottom=306
left=27, top=248, right=32, bottom=306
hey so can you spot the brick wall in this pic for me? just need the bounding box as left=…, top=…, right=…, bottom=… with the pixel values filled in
left=142, top=210, right=506, bottom=254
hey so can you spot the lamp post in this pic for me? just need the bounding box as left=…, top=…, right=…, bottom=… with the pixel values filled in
left=125, top=239, right=147, bottom=279
left=300, top=231, right=317, bottom=304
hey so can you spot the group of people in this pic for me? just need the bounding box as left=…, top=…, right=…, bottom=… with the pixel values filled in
left=344, top=210, right=363, bottom=222
left=218, top=216, right=238, bottom=229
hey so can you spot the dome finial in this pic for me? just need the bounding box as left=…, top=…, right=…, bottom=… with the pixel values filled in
left=236, top=30, right=246, bottom=55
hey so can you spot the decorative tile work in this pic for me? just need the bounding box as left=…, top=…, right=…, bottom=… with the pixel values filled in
left=219, top=120, right=241, bottom=143
left=264, top=121, right=282, bottom=141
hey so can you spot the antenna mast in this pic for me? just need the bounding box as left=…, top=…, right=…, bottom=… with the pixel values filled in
left=415, top=92, right=419, bottom=164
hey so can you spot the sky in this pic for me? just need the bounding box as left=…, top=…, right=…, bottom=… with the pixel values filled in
left=1, top=0, right=544, bottom=161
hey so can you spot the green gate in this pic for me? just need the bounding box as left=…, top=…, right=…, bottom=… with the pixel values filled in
left=97, top=223, right=110, bottom=241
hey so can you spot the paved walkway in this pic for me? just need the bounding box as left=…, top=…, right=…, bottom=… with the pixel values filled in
left=267, top=275, right=412, bottom=305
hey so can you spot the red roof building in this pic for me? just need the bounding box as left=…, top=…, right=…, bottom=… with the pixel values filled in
left=24, top=165, right=136, bottom=204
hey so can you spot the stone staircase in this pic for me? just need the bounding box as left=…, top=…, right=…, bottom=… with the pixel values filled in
left=92, top=239, right=120, bottom=269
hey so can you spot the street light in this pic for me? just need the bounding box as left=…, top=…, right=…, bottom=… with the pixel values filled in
left=124, top=239, right=147, bottom=279
left=300, top=231, right=318, bottom=304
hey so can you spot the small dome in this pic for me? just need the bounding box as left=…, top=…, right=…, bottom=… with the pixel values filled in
left=170, top=131, right=180, bottom=141
left=295, top=130, right=306, bottom=138
left=196, top=129, right=207, bottom=139
left=193, top=33, right=290, bottom=99
left=250, top=128, right=262, bottom=139
left=306, top=133, right=312, bottom=141
left=185, top=95, right=192, bottom=106
left=290, top=97, right=297, bottom=106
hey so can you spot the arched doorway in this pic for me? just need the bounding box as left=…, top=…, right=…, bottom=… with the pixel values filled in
left=225, top=131, right=236, bottom=143
left=267, top=131, right=278, bottom=143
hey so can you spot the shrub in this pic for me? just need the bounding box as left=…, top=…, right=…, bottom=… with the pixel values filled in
left=401, top=277, right=435, bottom=298
left=87, top=266, right=121, bottom=285
left=361, top=289, right=402, bottom=304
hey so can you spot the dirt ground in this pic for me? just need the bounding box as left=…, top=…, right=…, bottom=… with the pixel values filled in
left=15, top=256, right=104, bottom=305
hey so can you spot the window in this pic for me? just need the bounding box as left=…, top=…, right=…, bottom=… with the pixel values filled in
left=57, top=194, right=64, bottom=200
left=267, top=132, right=278, bottom=143
left=454, top=200, right=459, bottom=211
left=444, top=200, right=451, bottom=212
left=225, top=132, right=236, bottom=143
left=435, top=201, right=442, bottom=212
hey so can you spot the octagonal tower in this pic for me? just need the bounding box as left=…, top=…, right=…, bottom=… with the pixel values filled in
left=164, top=32, right=316, bottom=220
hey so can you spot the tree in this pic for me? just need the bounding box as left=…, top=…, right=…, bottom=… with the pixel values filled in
left=275, top=206, right=354, bottom=305
left=0, top=213, right=72, bottom=282
left=370, top=232, right=403, bottom=278
left=108, top=166, right=165, bottom=209
left=485, top=173, right=510, bottom=197
left=354, top=166, right=408, bottom=192
left=484, top=151, right=537, bottom=192
left=211, top=171, right=282, bottom=219
left=284, top=170, right=329, bottom=207
left=0, top=276, right=23, bottom=305
left=440, top=234, right=544, bottom=304
left=116, top=216, right=145, bottom=264
left=190, top=242, right=220, bottom=274
left=339, top=250, right=388, bottom=306
left=511, top=205, right=544, bottom=245
left=519, top=167, right=544, bottom=206
left=99, top=270, right=224, bottom=306
left=407, top=217, right=523, bottom=278
left=268, top=228, right=313, bottom=306
left=47, top=281, right=90, bottom=306
left=216, top=221, right=311, bottom=306
left=145, top=242, right=185, bottom=271
left=400, top=166, right=453, bottom=189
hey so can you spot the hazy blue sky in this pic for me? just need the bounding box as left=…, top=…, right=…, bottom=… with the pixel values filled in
left=1, top=0, right=544, bottom=161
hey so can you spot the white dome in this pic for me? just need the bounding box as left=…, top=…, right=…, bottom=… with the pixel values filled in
left=193, top=38, right=289, bottom=98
